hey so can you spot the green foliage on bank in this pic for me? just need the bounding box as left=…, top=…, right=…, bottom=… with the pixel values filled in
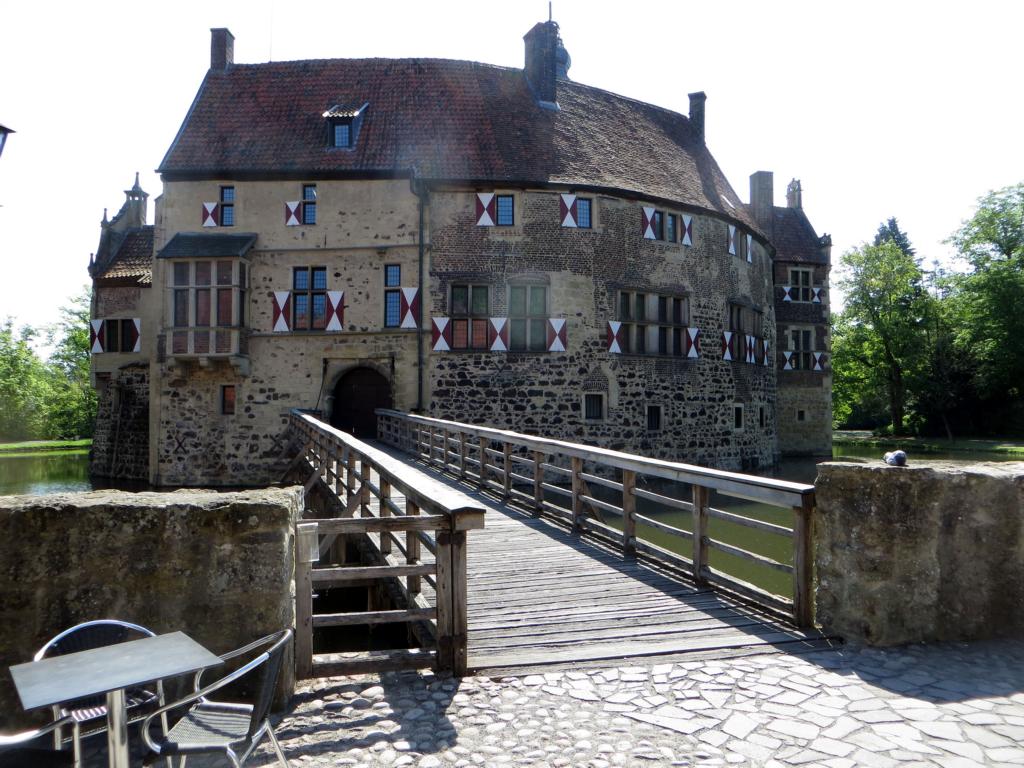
left=833, top=182, right=1024, bottom=437
left=0, top=439, right=93, bottom=454
left=0, top=289, right=97, bottom=442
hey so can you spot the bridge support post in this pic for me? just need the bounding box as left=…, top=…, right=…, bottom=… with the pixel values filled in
left=295, top=521, right=319, bottom=679
left=792, top=496, right=814, bottom=627
left=622, top=470, right=637, bottom=557
left=532, top=451, right=544, bottom=514
left=692, top=485, right=709, bottom=585
left=571, top=457, right=584, bottom=531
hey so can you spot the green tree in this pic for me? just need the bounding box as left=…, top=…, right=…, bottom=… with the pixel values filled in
left=946, top=183, right=1024, bottom=424
left=0, top=319, right=53, bottom=441
left=44, top=288, right=97, bottom=439
left=835, top=241, right=931, bottom=433
left=873, top=216, right=916, bottom=257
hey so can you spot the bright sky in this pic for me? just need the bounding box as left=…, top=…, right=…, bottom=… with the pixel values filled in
left=1, top=0, right=1021, bottom=334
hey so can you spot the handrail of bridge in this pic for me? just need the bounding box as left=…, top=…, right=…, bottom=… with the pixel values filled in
left=375, top=408, right=816, bottom=627
left=289, top=410, right=485, bottom=676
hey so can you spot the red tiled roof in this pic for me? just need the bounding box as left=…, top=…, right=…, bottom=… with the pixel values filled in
left=769, top=207, right=827, bottom=264
left=159, top=58, right=760, bottom=233
left=96, top=226, right=153, bottom=285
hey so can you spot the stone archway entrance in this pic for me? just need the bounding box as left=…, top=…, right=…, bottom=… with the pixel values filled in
left=330, top=367, right=393, bottom=439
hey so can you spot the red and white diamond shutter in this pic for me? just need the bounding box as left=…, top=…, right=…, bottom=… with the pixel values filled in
left=721, top=331, right=734, bottom=361
left=727, top=225, right=737, bottom=255
left=90, top=319, right=105, bottom=354
left=782, top=286, right=794, bottom=302
left=814, top=352, right=826, bottom=371
left=400, top=288, right=420, bottom=329
left=783, top=351, right=795, bottom=370
left=326, top=291, right=345, bottom=331
left=488, top=318, right=509, bottom=352
left=685, top=327, right=700, bottom=358
left=285, top=201, right=301, bottom=226
left=681, top=215, right=693, bottom=246
left=476, top=193, right=496, bottom=226
left=812, top=287, right=823, bottom=303
left=763, top=339, right=771, bottom=367
left=202, top=202, right=219, bottom=227
left=431, top=318, right=452, bottom=352
left=272, top=291, right=291, bottom=332
left=130, top=318, right=142, bottom=353
left=746, top=234, right=753, bottom=263
left=547, top=318, right=567, bottom=352
left=641, top=207, right=656, bottom=240
left=746, top=334, right=756, bottom=364
left=560, top=194, right=578, bottom=228
left=607, top=321, right=625, bottom=353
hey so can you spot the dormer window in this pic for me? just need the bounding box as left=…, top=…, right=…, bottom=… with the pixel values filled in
left=332, top=122, right=352, bottom=148
left=323, top=102, right=368, bottom=149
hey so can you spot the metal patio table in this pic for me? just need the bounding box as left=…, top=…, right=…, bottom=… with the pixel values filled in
left=10, top=631, right=221, bottom=768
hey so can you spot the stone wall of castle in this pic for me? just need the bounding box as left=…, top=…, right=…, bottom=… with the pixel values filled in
left=91, top=364, right=150, bottom=481
left=427, top=188, right=778, bottom=470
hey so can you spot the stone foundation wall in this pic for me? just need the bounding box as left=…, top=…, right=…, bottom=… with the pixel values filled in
left=0, top=487, right=301, bottom=728
left=813, top=461, right=1024, bottom=645
left=90, top=364, right=150, bottom=480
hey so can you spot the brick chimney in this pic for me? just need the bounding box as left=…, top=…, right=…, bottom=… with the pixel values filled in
left=210, top=28, right=234, bottom=71
left=688, top=92, right=706, bottom=142
left=524, top=21, right=560, bottom=109
left=750, top=171, right=774, bottom=230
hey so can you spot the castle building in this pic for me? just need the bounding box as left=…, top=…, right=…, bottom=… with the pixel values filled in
left=89, top=21, right=831, bottom=487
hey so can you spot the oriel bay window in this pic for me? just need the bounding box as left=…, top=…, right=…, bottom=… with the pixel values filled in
left=451, top=283, right=489, bottom=350
left=169, top=259, right=247, bottom=355
left=509, top=284, right=547, bottom=351
left=617, top=290, right=690, bottom=356
left=293, top=266, right=328, bottom=330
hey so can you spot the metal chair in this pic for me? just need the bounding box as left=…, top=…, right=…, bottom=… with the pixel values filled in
left=34, top=620, right=169, bottom=767
left=141, top=629, right=292, bottom=768
left=0, top=714, right=75, bottom=768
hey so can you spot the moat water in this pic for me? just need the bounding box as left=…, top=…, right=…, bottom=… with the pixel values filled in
left=1, top=443, right=1017, bottom=598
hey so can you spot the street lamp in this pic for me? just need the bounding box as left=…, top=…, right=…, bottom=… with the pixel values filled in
left=0, top=124, right=13, bottom=160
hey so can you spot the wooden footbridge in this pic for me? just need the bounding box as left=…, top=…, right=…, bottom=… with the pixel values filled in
left=288, top=409, right=827, bottom=678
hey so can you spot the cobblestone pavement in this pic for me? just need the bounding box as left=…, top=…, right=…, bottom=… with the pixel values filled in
left=79, top=639, right=1024, bottom=767
left=253, top=640, right=1024, bottom=768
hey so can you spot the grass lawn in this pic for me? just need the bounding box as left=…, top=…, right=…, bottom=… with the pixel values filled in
left=833, top=430, right=1024, bottom=456
left=0, top=439, right=92, bottom=454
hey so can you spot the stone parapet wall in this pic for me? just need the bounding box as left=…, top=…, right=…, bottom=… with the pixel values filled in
left=813, top=461, right=1024, bottom=645
left=0, top=487, right=301, bottom=728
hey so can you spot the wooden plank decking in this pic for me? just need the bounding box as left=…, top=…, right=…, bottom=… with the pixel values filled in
left=364, top=443, right=829, bottom=674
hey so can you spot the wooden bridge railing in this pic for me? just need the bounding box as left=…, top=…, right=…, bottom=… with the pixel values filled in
left=290, top=410, right=485, bottom=677
left=376, top=409, right=816, bottom=627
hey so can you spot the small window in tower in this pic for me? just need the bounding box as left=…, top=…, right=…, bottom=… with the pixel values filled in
left=221, top=385, right=236, bottom=415
left=495, top=195, right=514, bottom=226
left=647, top=405, right=662, bottom=432
left=576, top=198, right=592, bottom=228
left=759, top=406, right=766, bottom=429
left=384, top=264, right=402, bottom=328
left=734, top=404, right=744, bottom=431
left=584, top=393, right=605, bottom=421
left=219, top=186, right=235, bottom=227
left=797, top=409, right=807, bottom=422
left=302, top=184, right=317, bottom=225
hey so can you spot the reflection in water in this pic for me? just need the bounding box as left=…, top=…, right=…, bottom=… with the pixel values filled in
left=0, top=451, right=92, bottom=496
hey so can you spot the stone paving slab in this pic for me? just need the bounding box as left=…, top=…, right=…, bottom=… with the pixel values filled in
left=81, top=639, right=1024, bottom=767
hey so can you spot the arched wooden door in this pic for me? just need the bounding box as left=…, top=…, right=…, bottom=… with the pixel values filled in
left=330, top=368, right=393, bottom=439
